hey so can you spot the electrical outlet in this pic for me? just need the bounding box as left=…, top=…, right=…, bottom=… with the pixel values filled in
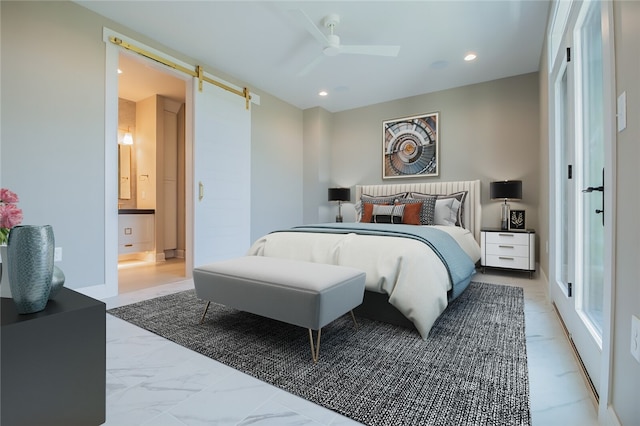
left=54, top=247, right=62, bottom=262
left=632, top=315, right=640, bottom=364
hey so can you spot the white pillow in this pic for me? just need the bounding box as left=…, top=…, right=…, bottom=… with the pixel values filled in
left=434, top=198, right=461, bottom=226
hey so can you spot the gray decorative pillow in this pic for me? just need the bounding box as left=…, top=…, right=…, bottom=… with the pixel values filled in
left=410, top=191, right=467, bottom=227
left=434, top=197, right=461, bottom=226
left=360, top=193, right=408, bottom=203
left=371, top=204, right=405, bottom=224
left=357, top=193, right=408, bottom=222
left=400, top=192, right=436, bottom=225
left=437, top=191, right=467, bottom=227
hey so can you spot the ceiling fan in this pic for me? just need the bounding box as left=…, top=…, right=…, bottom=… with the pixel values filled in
left=291, top=11, right=401, bottom=76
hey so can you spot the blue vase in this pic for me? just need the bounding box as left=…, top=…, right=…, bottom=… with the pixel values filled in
left=49, top=265, right=66, bottom=300
left=7, top=225, right=55, bottom=314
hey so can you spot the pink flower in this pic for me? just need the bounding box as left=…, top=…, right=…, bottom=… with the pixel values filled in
left=0, top=188, right=19, bottom=204
left=0, top=187, right=23, bottom=245
left=0, top=204, right=23, bottom=229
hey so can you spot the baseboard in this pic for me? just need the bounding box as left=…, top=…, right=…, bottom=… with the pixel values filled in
left=603, top=405, right=622, bottom=426
left=551, top=302, right=599, bottom=405
left=118, top=252, right=156, bottom=263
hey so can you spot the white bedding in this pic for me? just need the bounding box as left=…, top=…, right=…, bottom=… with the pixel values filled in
left=246, top=225, right=480, bottom=339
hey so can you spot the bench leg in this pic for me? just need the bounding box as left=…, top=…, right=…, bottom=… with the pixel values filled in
left=199, top=301, right=211, bottom=324
left=308, top=328, right=322, bottom=363
left=349, top=310, right=358, bottom=329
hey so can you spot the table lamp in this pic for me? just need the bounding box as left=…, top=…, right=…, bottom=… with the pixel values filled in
left=328, top=188, right=350, bottom=222
left=490, top=180, right=522, bottom=230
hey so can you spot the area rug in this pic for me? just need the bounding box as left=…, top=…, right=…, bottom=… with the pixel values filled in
left=108, top=282, right=530, bottom=426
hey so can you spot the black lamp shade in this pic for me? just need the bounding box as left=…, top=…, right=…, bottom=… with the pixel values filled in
left=328, top=187, right=351, bottom=202
left=490, top=180, right=522, bottom=200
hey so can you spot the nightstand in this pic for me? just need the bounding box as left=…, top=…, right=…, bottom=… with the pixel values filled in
left=480, top=228, right=535, bottom=278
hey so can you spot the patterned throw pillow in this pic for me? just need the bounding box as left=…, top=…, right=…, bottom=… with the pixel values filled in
left=409, top=191, right=467, bottom=227
left=371, top=204, right=405, bottom=224
left=357, top=193, right=408, bottom=222
left=402, top=194, right=437, bottom=225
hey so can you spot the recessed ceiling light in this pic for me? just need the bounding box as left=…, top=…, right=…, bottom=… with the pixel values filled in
left=318, top=90, right=328, bottom=97
left=117, top=69, right=123, bottom=74
left=464, top=53, right=477, bottom=62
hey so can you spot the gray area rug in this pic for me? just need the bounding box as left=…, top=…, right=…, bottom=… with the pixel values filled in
left=108, top=282, right=530, bottom=425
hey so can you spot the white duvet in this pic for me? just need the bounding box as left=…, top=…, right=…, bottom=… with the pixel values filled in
left=246, top=225, right=480, bottom=339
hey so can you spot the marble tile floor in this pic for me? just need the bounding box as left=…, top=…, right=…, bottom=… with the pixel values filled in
left=102, top=268, right=600, bottom=426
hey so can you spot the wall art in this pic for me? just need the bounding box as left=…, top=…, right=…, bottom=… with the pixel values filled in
left=383, top=112, right=439, bottom=179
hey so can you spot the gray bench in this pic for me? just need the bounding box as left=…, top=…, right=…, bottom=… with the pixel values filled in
left=193, top=256, right=366, bottom=362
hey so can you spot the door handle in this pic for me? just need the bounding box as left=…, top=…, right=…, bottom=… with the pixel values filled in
left=199, top=181, right=204, bottom=201
left=582, top=186, right=603, bottom=193
left=582, top=168, right=604, bottom=226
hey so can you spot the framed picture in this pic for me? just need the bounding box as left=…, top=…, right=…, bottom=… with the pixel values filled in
left=383, top=112, right=439, bottom=179
left=510, top=210, right=525, bottom=230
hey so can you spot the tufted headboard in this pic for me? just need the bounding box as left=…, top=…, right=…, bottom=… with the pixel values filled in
left=355, top=180, right=482, bottom=243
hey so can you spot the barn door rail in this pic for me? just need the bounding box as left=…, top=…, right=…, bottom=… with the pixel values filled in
left=109, top=36, right=251, bottom=110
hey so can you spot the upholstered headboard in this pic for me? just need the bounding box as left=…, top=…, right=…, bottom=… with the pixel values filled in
left=355, top=180, right=482, bottom=243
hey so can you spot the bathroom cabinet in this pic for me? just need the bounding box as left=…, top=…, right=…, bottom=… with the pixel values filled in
left=118, top=212, right=155, bottom=254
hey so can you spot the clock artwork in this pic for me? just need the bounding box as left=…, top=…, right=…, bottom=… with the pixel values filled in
left=383, top=112, right=439, bottom=179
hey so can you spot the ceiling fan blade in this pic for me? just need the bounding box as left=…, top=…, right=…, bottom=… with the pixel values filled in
left=340, top=44, right=401, bottom=57
left=297, top=55, right=326, bottom=76
left=289, top=9, right=329, bottom=46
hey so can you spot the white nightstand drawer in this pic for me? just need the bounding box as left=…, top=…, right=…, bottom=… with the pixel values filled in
left=485, top=254, right=531, bottom=270
left=485, top=243, right=530, bottom=258
left=485, top=232, right=530, bottom=245
left=481, top=229, right=535, bottom=276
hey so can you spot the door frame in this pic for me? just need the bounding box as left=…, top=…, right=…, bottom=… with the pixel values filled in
left=547, top=0, right=616, bottom=418
left=79, top=28, right=197, bottom=299
left=79, top=27, right=258, bottom=300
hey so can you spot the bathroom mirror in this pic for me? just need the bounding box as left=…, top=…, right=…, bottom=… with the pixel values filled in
left=118, top=145, right=132, bottom=199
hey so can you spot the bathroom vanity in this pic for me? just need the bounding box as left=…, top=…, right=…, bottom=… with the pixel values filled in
left=118, top=209, right=155, bottom=255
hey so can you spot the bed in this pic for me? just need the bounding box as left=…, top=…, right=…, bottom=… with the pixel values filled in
left=246, top=180, right=482, bottom=339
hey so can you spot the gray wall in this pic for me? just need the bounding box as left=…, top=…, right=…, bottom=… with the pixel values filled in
left=2, top=1, right=108, bottom=287
left=1, top=1, right=305, bottom=288
left=250, top=92, right=304, bottom=242
left=303, top=107, right=334, bottom=224
left=324, top=73, right=541, bottom=234
left=611, top=1, right=640, bottom=423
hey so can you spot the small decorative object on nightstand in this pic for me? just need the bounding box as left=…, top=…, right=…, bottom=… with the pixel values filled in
left=480, top=228, right=535, bottom=278
left=509, top=210, right=525, bottom=230
left=328, top=187, right=350, bottom=222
